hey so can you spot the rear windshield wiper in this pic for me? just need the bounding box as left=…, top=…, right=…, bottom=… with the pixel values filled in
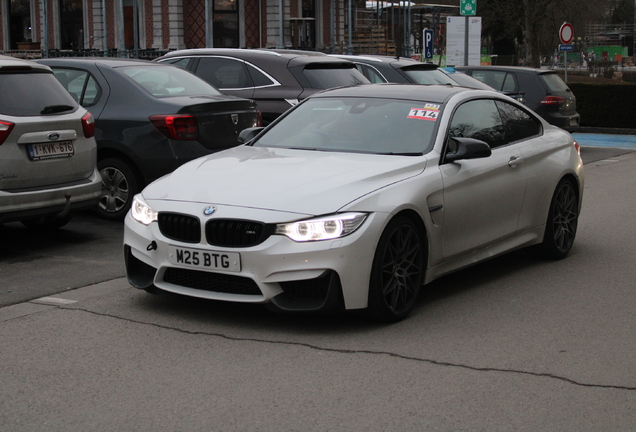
left=40, top=104, right=75, bottom=114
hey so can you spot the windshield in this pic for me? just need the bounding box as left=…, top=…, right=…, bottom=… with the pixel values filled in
left=122, top=65, right=223, bottom=97
left=253, top=97, right=440, bottom=155
left=540, top=73, right=570, bottom=92
left=402, top=67, right=458, bottom=86
left=0, top=72, right=78, bottom=116
left=442, top=71, right=494, bottom=90
left=302, top=65, right=369, bottom=89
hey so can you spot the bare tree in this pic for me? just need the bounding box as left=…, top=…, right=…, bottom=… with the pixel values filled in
left=477, top=0, right=613, bottom=65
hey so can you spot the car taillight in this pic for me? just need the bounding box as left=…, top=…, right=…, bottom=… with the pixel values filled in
left=0, top=120, right=15, bottom=146
left=149, top=114, right=198, bottom=140
left=540, top=96, right=565, bottom=105
left=574, top=141, right=581, bottom=156
left=81, top=112, right=95, bottom=138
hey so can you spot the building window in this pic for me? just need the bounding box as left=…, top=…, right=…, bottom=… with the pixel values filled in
left=214, top=0, right=239, bottom=47
left=9, top=0, right=32, bottom=49
left=59, top=0, right=83, bottom=49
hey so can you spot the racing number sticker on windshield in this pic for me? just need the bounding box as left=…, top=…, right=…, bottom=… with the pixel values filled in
left=408, top=103, right=440, bottom=121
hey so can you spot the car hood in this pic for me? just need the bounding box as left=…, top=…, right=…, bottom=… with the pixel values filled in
left=142, top=145, right=427, bottom=216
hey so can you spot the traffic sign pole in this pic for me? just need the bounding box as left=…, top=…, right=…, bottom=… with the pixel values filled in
left=460, top=0, right=476, bottom=66
left=559, top=22, right=574, bottom=82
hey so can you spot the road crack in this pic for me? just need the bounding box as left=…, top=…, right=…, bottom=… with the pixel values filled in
left=74, top=308, right=636, bottom=392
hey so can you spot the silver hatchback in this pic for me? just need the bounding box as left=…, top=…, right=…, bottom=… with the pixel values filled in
left=0, top=56, right=101, bottom=230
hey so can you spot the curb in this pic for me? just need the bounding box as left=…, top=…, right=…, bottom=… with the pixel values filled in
left=578, top=127, right=636, bottom=135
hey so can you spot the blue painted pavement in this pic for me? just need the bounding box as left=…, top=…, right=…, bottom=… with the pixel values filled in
left=572, top=133, right=636, bottom=149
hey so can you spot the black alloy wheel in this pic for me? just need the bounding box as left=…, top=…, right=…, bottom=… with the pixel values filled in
left=367, top=216, right=426, bottom=322
left=97, top=157, right=141, bottom=221
left=535, top=179, right=579, bottom=259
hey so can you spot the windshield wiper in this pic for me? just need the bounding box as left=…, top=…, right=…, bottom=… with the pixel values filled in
left=287, top=147, right=332, bottom=152
left=40, top=104, right=75, bottom=115
left=377, top=152, right=423, bottom=156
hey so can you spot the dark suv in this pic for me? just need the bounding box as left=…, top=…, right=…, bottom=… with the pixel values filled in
left=156, top=49, right=370, bottom=124
left=455, top=66, right=580, bottom=131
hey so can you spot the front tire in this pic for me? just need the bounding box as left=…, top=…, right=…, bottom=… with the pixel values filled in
left=97, top=157, right=141, bottom=221
left=534, top=179, right=579, bottom=260
left=367, top=216, right=426, bottom=322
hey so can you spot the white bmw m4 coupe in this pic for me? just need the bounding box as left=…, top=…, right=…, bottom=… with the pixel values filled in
left=124, top=84, right=583, bottom=321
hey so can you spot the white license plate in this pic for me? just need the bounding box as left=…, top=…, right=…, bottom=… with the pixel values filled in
left=28, top=141, right=74, bottom=160
left=168, top=245, right=241, bottom=272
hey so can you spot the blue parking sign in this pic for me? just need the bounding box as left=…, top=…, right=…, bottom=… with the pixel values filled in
left=424, top=29, right=433, bottom=59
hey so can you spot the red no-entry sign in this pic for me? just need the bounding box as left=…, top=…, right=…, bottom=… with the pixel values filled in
left=559, top=22, right=574, bottom=45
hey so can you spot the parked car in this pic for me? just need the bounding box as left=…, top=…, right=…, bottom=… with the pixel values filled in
left=155, top=48, right=370, bottom=124
left=440, top=66, right=525, bottom=103
left=124, top=83, right=584, bottom=322
left=332, top=55, right=461, bottom=84
left=455, top=66, right=580, bottom=131
left=37, top=58, right=260, bottom=220
left=0, top=55, right=102, bottom=230
left=333, top=55, right=526, bottom=103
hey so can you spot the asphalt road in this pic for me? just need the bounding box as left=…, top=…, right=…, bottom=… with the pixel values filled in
left=0, top=212, right=124, bottom=307
left=1, top=146, right=635, bottom=430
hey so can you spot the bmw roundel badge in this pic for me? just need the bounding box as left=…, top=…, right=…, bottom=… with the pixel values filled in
left=203, top=206, right=217, bottom=216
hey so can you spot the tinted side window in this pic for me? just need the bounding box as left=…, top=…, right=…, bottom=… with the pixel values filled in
left=495, top=100, right=542, bottom=142
left=195, top=57, right=254, bottom=89
left=54, top=69, right=102, bottom=107
left=356, top=64, right=386, bottom=83
left=162, top=57, right=193, bottom=70
left=0, top=72, right=77, bottom=116
left=448, top=99, right=506, bottom=148
left=470, top=70, right=509, bottom=91
left=501, top=73, right=516, bottom=92
left=245, top=63, right=276, bottom=87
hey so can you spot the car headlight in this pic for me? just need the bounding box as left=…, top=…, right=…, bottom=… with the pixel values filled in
left=131, top=195, right=158, bottom=225
left=275, top=212, right=368, bottom=242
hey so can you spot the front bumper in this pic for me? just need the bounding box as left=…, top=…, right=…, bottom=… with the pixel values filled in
left=123, top=203, right=387, bottom=312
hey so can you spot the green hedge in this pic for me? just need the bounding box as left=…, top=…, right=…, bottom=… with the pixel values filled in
left=568, top=83, right=636, bottom=128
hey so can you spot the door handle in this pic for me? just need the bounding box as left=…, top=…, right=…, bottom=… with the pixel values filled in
left=508, top=156, right=524, bottom=167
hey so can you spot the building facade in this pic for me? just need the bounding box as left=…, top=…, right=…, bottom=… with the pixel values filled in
left=0, top=0, right=350, bottom=53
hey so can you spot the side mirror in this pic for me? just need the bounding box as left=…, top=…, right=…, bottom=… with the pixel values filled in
left=237, top=127, right=265, bottom=144
left=445, top=137, right=492, bottom=163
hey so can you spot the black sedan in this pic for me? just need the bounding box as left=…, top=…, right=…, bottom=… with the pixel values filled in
left=37, top=58, right=260, bottom=220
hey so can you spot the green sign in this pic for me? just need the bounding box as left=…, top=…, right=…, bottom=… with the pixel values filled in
left=460, top=0, right=476, bottom=15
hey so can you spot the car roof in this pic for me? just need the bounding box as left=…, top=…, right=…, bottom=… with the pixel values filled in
left=333, top=54, right=438, bottom=68
left=309, top=83, right=475, bottom=103
left=36, top=57, right=160, bottom=68
left=455, top=65, right=557, bottom=75
left=158, top=48, right=354, bottom=65
left=0, top=55, right=52, bottom=72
